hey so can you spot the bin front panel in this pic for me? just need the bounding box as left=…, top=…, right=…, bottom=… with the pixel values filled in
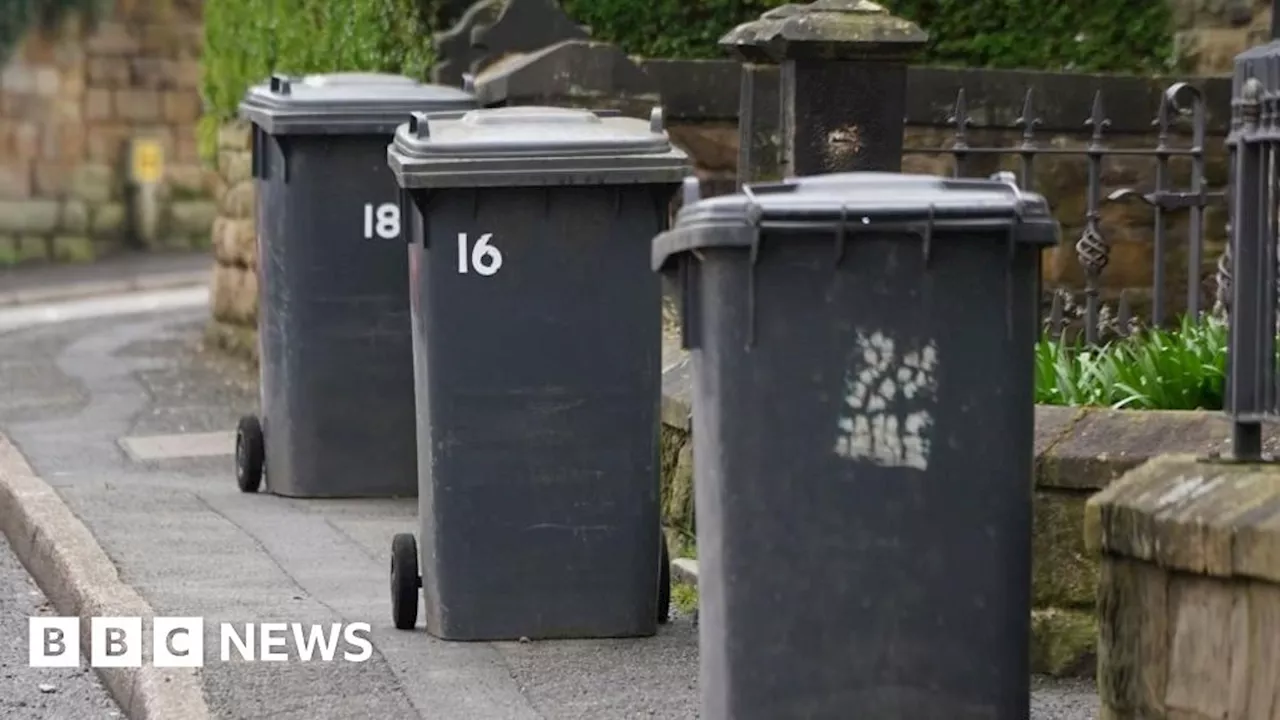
left=692, top=230, right=1039, bottom=720
left=257, top=133, right=417, bottom=498
left=412, top=184, right=667, bottom=641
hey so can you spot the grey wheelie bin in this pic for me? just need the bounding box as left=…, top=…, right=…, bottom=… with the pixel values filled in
left=385, top=105, right=691, bottom=640
left=653, top=172, right=1059, bottom=720
left=233, top=72, right=476, bottom=498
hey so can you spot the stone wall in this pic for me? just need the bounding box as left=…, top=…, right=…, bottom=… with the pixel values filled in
left=206, top=121, right=256, bottom=359
left=0, top=0, right=216, bottom=266
left=1173, top=0, right=1275, bottom=74
left=1086, top=455, right=1280, bottom=719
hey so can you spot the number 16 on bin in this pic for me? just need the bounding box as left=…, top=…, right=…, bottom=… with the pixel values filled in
left=457, top=233, right=502, bottom=276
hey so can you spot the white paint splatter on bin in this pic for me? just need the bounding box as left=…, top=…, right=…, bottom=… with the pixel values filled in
left=833, top=330, right=939, bottom=470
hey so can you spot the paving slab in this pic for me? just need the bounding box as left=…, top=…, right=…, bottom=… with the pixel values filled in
left=0, top=302, right=1099, bottom=719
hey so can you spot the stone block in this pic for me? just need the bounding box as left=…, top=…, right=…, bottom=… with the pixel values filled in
left=0, top=163, right=31, bottom=198
left=212, top=216, right=257, bottom=267
left=87, top=58, right=131, bottom=88
left=0, top=200, right=60, bottom=234
left=50, top=235, right=95, bottom=263
left=85, top=22, right=141, bottom=56
left=1097, top=557, right=1169, bottom=717
left=17, top=236, right=49, bottom=262
left=32, top=163, right=71, bottom=196
left=167, top=164, right=212, bottom=198
left=668, top=122, right=738, bottom=174
left=174, top=59, right=201, bottom=90
left=59, top=60, right=86, bottom=99
left=1029, top=607, right=1097, bottom=677
left=9, top=123, right=39, bottom=160
left=70, top=164, right=116, bottom=203
left=61, top=201, right=89, bottom=233
left=32, top=67, right=59, bottom=97
left=41, top=123, right=86, bottom=163
left=114, top=90, right=161, bottom=122
left=1, top=66, right=35, bottom=93
left=85, top=89, right=113, bottom=120
left=90, top=202, right=127, bottom=236
left=218, top=149, right=252, bottom=185
left=130, top=58, right=174, bottom=90
left=1032, top=491, right=1098, bottom=609
left=1164, top=576, right=1243, bottom=718
left=169, top=200, right=217, bottom=236
left=1086, top=455, right=1280, bottom=578
left=1240, top=582, right=1280, bottom=719
left=139, top=23, right=175, bottom=54
left=217, top=122, right=253, bottom=152
left=87, top=124, right=131, bottom=163
left=659, top=424, right=695, bottom=536
left=211, top=263, right=258, bottom=325
left=163, top=91, right=202, bottom=123
left=220, top=180, right=255, bottom=219
left=0, top=235, right=16, bottom=265
left=175, top=133, right=200, bottom=163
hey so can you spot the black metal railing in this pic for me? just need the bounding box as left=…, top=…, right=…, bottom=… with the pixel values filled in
left=904, top=85, right=1226, bottom=345
left=1225, top=37, right=1280, bottom=460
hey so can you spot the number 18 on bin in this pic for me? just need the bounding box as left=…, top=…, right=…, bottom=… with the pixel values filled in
left=363, top=203, right=401, bottom=240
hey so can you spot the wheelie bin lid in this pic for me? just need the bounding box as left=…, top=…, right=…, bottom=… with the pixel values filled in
left=386, top=105, right=692, bottom=189
left=239, top=72, right=477, bottom=136
left=651, top=172, right=1060, bottom=272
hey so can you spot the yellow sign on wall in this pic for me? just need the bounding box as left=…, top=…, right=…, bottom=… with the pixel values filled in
left=130, top=139, right=164, bottom=185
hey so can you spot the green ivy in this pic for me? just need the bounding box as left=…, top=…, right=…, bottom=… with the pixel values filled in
left=0, top=0, right=104, bottom=63
left=559, top=0, right=1177, bottom=73
left=201, top=0, right=435, bottom=119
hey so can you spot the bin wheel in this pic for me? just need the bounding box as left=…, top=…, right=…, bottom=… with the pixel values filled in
left=235, top=415, right=264, bottom=494
left=391, top=533, right=420, bottom=631
left=658, top=535, right=671, bottom=625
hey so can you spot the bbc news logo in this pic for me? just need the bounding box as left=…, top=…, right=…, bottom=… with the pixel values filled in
left=29, top=617, right=373, bottom=668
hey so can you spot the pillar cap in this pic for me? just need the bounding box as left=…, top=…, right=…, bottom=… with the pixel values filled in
left=720, top=0, right=928, bottom=63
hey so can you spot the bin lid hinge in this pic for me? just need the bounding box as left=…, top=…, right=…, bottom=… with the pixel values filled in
left=834, top=204, right=849, bottom=267
left=1005, top=213, right=1022, bottom=341
left=742, top=184, right=764, bottom=349
left=920, top=204, right=935, bottom=269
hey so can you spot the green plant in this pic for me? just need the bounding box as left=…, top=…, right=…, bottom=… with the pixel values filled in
left=558, top=0, right=1177, bottom=73
left=0, top=0, right=104, bottom=63
left=1035, top=314, right=1229, bottom=411
left=201, top=0, right=436, bottom=120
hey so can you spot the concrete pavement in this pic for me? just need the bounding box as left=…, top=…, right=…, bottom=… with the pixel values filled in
left=0, top=289, right=1099, bottom=719
left=0, top=251, right=209, bottom=308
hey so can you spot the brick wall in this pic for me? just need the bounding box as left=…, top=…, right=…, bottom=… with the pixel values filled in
left=0, top=0, right=216, bottom=266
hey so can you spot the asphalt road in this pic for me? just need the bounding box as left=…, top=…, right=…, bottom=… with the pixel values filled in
left=0, top=533, right=121, bottom=720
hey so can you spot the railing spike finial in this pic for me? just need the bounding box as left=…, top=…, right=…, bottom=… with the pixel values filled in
left=948, top=89, right=970, bottom=134
left=1015, top=88, right=1041, bottom=140
left=1085, top=91, right=1111, bottom=139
